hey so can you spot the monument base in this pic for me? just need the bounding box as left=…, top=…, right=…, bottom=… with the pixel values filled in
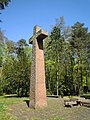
left=29, top=99, right=47, bottom=109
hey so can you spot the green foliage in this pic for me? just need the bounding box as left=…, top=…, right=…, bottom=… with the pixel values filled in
left=0, top=32, right=32, bottom=96
left=0, top=17, right=90, bottom=97
left=45, top=17, right=73, bottom=96
left=0, top=0, right=11, bottom=10
left=69, top=22, right=89, bottom=95
left=45, top=18, right=90, bottom=96
left=0, top=0, right=11, bottom=22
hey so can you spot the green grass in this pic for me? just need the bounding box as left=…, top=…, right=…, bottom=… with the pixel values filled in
left=0, top=94, right=90, bottom=120
left=0, top=112, right=18, bottom=120
left=49, top=117, right=65, bottom=120
left=29, top=116, right=65, bottom=120
left=0, top=96, right=15, bottom=120
left=0, top=95, right=28, bottom=120
left=0, top=95, right=65, bottom=120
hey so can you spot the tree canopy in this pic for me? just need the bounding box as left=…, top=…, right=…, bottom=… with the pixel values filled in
left=0, top=16, right=90, bottom=97
left=0, top=0, right=11, bottom=9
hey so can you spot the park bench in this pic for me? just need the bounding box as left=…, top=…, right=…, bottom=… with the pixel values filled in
left=81, top=99, right=90, bottom=107
left=64, top=97, right=86, bottom=107
left=64, top=98, right=78, bottom=107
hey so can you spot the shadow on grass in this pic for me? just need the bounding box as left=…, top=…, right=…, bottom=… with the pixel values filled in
left=23, top=100, right=29, bottom=107
left=3, top=95, right=22, bottom=98
left=47, top=95, right=59, bottom=98
left=81, top=95, right=90, bottom=99
left=83, top=105, right=90, bottom=108
left=3, top=94, right=29, bottom=98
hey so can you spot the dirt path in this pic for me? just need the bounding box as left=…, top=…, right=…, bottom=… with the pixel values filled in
left=8, top=98, right=90, bottom=120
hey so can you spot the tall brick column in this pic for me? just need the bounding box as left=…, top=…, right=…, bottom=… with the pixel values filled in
left=29, top=25, right=48, bottom=109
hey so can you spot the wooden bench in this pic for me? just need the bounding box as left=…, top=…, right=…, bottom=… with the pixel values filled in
left=81, top=100, right=90, bottom=107
left=64, top=98, right=78, bottom=107
left=64, top=97, right=86, bottom=107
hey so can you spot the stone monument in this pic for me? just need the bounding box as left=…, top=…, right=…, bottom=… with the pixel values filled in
left=29, top=25, right=48, bottom=109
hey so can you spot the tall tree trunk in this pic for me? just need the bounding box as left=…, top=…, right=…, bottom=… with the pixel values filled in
left=86, top=68, right=88, bottom=93
left=70, top=55, right=74, bottom=95
left=56, top=54, right=59, bottom=97
left=56, top=70, right=59, bottom=97
left=77, top=48, right=81, bottom=95
left=17, top=80, right=20, bottom=96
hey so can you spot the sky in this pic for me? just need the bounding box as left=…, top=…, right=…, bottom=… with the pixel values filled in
left=0, top=0, right=90, bottom=43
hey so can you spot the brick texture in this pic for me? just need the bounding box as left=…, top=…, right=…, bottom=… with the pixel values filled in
left=29, top=26, right=48, bottom=109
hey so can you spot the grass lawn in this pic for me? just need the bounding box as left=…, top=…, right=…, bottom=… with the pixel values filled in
left=0, top=94, right=90, bottom=120
left=0, top=95, right=28, bottom=120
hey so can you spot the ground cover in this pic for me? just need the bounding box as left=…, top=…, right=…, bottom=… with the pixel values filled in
left=0, top=95, right=90, bottom=120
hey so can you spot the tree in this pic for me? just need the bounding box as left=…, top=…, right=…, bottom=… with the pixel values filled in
left=45, top=26, right=65, bottom=97
left=83, top=32, right=90, bottom=92
left=0, top=0, right=11, bottom=10
left=1, top=37, right=32, bottom=96
left=69, top=22, right=88, bottom=95
left=55, top=16, right=71, bottom=41
left=15, top=39, right=31, bottom=96
left=45, top=17, right=72, bottom=96
left=0, top=0, right=11, bottom=22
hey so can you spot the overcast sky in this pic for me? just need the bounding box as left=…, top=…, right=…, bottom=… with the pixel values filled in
left=0, top=0, right=90, bottom=43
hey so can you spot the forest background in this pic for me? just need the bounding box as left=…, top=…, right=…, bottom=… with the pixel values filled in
left=0, top=0, right=90, bottom=97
